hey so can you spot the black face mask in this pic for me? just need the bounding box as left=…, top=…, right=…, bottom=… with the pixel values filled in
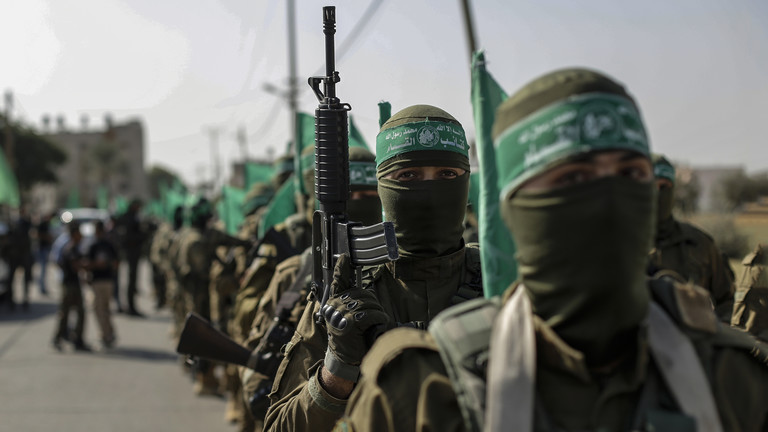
left=502, top=176, right=655, bottom=365
left=656, top=184, right=674, bottom=223
left=378, top=173, right=469, bottom=258
left=348, top=195, right=382, bottom=227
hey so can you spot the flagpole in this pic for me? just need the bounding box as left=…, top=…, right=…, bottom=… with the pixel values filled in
left=460, top=0, right=478, bottom=62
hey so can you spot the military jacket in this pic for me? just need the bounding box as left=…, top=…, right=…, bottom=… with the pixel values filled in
left=732, top=245, right=768, bottom=341
left=263, top=245, right=482, bottom=432
left=652, top=219, right=734, bottom=322
left=335, top=280, right=768, bottom=432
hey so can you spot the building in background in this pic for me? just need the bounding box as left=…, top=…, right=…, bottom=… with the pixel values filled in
left=31, top=115, right=147, bottom=214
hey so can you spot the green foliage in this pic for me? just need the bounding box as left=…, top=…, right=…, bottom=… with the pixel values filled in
left=718, top=172, right=768, bottom=211
left=3, top=119, right=67, bottom=190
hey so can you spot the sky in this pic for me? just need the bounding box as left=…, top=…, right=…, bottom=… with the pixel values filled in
left=3, top=0, right=767, bottom=188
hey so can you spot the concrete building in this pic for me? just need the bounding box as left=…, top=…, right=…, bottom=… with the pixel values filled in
left=34, top=115, right=147, bottom=213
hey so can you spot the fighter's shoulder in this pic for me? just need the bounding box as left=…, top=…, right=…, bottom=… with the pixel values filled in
left=678, top=221, right=716, bottom=246
left=360, top=328, right=441, bottom=381
left=649, top=272, right=768, bottom=364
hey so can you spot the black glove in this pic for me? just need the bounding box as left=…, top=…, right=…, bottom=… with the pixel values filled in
left=322, top=253, right=388, bottom=382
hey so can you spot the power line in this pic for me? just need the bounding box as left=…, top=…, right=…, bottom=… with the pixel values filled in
left=249, top=1, right=385, bottom=141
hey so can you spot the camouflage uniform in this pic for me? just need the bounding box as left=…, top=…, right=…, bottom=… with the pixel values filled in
left=148, top=222, right=173, bottom=309
left=732, top=244, right=768, bottom=341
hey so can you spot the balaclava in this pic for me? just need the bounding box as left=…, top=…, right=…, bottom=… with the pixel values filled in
left=376, top=104, right=470, bottom=258
left=493, top=68, right=654, bottom=365
left=652, top=153, right=676, bottom=235
left=190, top=198, right=213, bottom=231
left=348, top=146, right=382, bottom=226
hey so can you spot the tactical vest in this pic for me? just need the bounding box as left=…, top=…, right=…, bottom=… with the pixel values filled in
left=427, top=274, right=766, bottom=432
left=360, top=243, right=484, bottom=329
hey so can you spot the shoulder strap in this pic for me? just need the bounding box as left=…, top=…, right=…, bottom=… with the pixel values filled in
left=648, top=272, right=719, bottom=333
left=428, top=296, right=501, bottom=432
left=485, top=286, right=536, bottom=432
left=647, top=302, right=724, bottom=432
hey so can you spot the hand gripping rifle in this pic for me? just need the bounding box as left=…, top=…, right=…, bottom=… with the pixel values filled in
left=308, top=6, right=398, bottom=326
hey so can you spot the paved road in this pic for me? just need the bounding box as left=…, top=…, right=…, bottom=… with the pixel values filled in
left=0, top=260, right=235, bottom=432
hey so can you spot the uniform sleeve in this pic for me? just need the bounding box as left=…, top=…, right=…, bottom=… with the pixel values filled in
left=263, top=301, right=345, bottom=432
left=335, top=341, right=465, bottom=432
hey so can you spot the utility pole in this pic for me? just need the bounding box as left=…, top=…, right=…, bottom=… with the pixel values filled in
left=287, top=0, right=304, bottom=215
left=206, top=127, right=221, bottom=196
left=287, top=0, right=298, bottom=156
left=3, top=90, right=14, bottom=175
left=459, top=0, right=478, bottom=62
left=237, top=125, right=248, bottom=161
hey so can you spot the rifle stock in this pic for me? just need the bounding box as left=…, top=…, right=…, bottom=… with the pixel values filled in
left=176, top=312, right=252, bottom=368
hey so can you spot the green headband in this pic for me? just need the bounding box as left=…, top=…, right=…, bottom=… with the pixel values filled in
left=652, top=155, right=675, bottom=183
left=495, top=92, right=649, bottom=198
left=350, top=161, right=377, bottom=187
left=376, top=120, right=468, bottom=167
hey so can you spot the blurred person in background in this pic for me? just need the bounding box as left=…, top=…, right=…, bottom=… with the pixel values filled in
left=86, top=221, right=119, bottom=349
left=116, top=199, right=148, bottom=317
left=649, top=154, right=735, bottom=322
left=9, top=207, right=33, bottom=309
left=52, top=222, right=90, bottom=352
left=34, top=211, right=55, bottom=297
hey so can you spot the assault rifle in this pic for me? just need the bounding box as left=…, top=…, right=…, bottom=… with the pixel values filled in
left=308, top=6, right=398, bottom=325
left=175, top=5, right=399, bottom=413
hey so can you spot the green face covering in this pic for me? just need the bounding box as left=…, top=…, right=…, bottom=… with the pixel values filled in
left=502, top=176, right=654, bottom=364
left=348, top=195, right=382, bottom=226
left=656, top=184, right=674, bottom=224
left=378, top=173, right=469, bottom=258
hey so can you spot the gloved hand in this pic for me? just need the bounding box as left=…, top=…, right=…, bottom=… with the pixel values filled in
left=322, top=253, right=389, bottom=382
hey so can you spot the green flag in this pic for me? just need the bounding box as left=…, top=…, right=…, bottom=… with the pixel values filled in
left=0, top=149, right=20, bottom=208
left=471, top=50, right=516, bottom=298
left=217, top=185, right=246, bottom=235
left=349, top=115, right=369, bottom=150
left=162, top=182, right=187, bottom=222
left=97, top=186, right=109, bottom=210
left=66, top=188, right=81, bottom=209
left=258, top=174, right=297, bottom=238
left=114, top=196, right=128, bottom=215
left=468, top=172, right=480, bottom=211
left=244, top=162, right=274, bottom=190
left=378, top=101, right=392, bottom=128
left=294, top=112, right=316, bottom=195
